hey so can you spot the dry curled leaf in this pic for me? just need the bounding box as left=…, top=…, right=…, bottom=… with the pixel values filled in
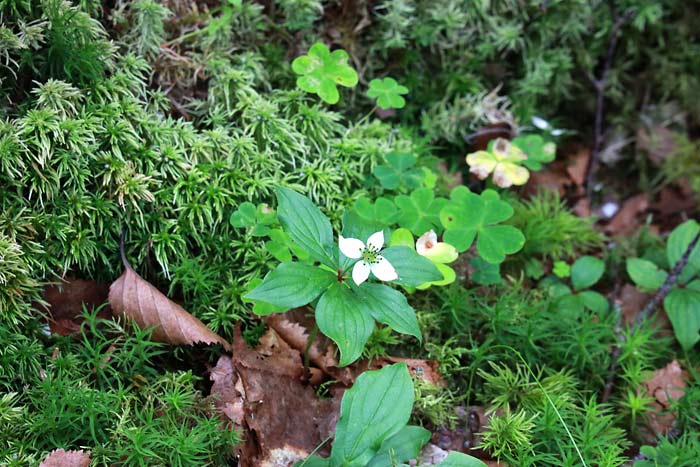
left=643, top=360, right=687, bottom=437
left=108, top=250, right=229, bottom=350
left=604, top=193, right=649, bottom=236
left=39, top=449, right=90, bottom=467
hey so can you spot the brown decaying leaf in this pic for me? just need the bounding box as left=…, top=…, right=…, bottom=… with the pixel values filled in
left=565, top=148, right=590, bottom=187
left=108, top=254, right=229, bottom=350
left=226, top=326, right=341, bottom=467
left=39, top=449, right=90, bottom=467
left=643, top=360, right=687, bottom=437
left=604, top=193, right=649, bottom=236
left=41, top=278, right=110, bottom=336
left=385, top=357, right=444, bottom=386
left=264, top=311, right=354, bottom=385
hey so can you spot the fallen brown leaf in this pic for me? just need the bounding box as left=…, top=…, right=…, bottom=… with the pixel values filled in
left=604, top=194, right=649, bottom=236
left=39, top=449, right=90, bottom=467
left=620, top=284, right=651, bottom=325
left=210, top=354, right=245, bottom=425
left=566, top=148, right=590, bottom=187
left=385, top=357, right=444, bottom=386
left=41, top=278, right=110, bottom=335
left=108, top=251, right=229, bottom=350
left=265, top=311, right=353, bottom=385
left=228, top=327, right=341, bottom=467
left=524, top=161, right=571, bottom=197
left=643, top=360, right=687, bottom=438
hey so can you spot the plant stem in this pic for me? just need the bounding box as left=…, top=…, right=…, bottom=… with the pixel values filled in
left=584, top=9, right=634, bottom=202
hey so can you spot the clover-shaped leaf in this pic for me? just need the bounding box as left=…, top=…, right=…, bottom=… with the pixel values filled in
left=466, top=138, right=529, bottom=188
left=342, top=196, right=399, bottom=241
left=230, top=202, right=277, bottom=236
left=545, top=256, right=609, bottom=316
left=292, top=42, right=358, bottom=104
left=373, top=153, right=425, bottom=191
left=439, top=186, right=524, bottom=264
left=512, top=134, right=556, bottom=171
left=394, top=188, right=447, bottom=236
left=367, top=77, right=409, bottom=110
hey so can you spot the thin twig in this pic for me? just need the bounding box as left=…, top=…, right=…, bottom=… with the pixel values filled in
left=635, top=231, right=700, bottom=327
left=602, top=230, right=700, bottom=402
left=584, top=9, right=635, bottom=201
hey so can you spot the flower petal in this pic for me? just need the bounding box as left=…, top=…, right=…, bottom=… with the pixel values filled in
left=366, top=231, right=385, bottom=251
left=370, top=256, right=398, bottom=282
left=466, top=151, right=497, bottom=179
left=493, top=162, right=529, bottom=188
left=352, top=261, right=371, bottom=285
left=532, top=116, right=550, bottom=130
left=339, top=235, right=364, bottom=259
left=415, top=230, right=438, bottom=256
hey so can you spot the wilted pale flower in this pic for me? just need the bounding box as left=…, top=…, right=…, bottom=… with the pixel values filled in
left=466, top=137, right=529, bottom=188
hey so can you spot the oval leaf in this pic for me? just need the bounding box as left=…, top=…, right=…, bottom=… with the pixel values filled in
left=331, top=363, right=414, bottom=467
left=109, top=259, right=230, bottom=350
left=316, top=283, right=374, bottom=366
left=245, top=262, right=334, bottom=309
left=357, top=283, right=421, bottom=341
left=571, top=255, right=605, bottom=291
left=626, top=258, right=668, bottom=292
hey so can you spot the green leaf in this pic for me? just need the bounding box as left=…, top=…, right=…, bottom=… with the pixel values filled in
left=388, top=228, right=414, bottom=248
left=626, top=258, right=668, bottom=292
left=570, top=255, right=605, bottom=291
left=367, top=77, right=409, bottom=110
left=245, top=262, right=334, bottom=309
left=666, top=220, right=700, bottom=283
left=230, top=201, right=256, bottom=228
left=294, top=456, right=330, bottom=467
left=331, top=364, right=414, bottom=467
left=292, top=43, right=358, bottom=104
left=357, top=283, right=421, bottom=341
left=477, top=225, right=525, bottom=264
left=343, top=197, right=398, bottom=241
left=579, top=290, right=609, bottom=313
left=435, top=451, right=488, bottom=467
left=380, top=246, right=442, bottom=286
left=365, top=425, right=431, bottom=467
left=416, top=262, right=456, bottom=289
left=552, top=261, right=571, bottom=278
left=316, top=283, right=374, bottom=366
left=276, top=187, right=335, bottom=267
left=514, top=134, right=556, bottom=171
left=440, top=187, right=523, bottom=262
left=372, top=153, right=423, bottom=190
left=395, top=188, right=447, bottom=236
left=664, top=282, right=700, bottom=350
left=470, top=257, right=502, bottom=285
left=553, top=293, right=584, bottom=318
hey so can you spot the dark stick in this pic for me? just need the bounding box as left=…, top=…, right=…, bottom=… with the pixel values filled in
left=584, top=9, right=635, bottom=201
left=602, top=230, right=700, bottom=402
left=635, top=231, right=700, bottom=327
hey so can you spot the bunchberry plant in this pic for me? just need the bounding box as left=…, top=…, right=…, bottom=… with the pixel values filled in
left=292, top=43, right=359, bottom=104
left=627, top=219, right=700, bottom=350
left=297, top=363, right=486, bottom=467
left=245, top=187, right=441, bottom=365
left=367, top=77, right=409, bottom=110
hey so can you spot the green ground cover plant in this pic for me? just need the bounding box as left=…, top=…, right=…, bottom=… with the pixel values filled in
left=1, top=1, right=700, bottom=466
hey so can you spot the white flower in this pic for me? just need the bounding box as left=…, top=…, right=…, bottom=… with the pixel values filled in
left=532, top=116, right=550, bottom=130
left=339, top=231, right=398, bottom=286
